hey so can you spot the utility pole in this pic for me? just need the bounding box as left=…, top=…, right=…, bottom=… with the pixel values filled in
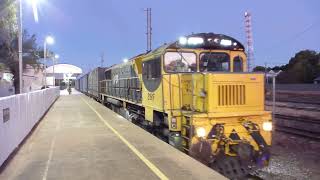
left=17, top=0, right=23, bottom=93
left=244, top=11, right=254, bottom=72
left=101, top=52, right=104, bottom=67
left=144, top=8, right=152, bottom=52
left=265, top=62, right=268, bottom=84
left=43, top=41, right=47, bottom=87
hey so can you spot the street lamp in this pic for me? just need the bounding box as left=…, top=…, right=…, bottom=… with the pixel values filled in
left=123, top=58, right=129, bottom=63
left=53, top=54, right=59, bottom=86
left=17, top=0, right=23, bottom=93
left=44, top=36, right=54, bottom=87
left=17, top=0, right=41, bottom=93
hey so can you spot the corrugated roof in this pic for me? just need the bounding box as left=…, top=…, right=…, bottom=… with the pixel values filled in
left=46, top=63, right=82, bottom=74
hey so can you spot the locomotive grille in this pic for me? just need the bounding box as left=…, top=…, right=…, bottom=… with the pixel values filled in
left=218, top=85, right=246, bottom=106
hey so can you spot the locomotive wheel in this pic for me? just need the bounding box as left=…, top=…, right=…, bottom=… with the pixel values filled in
left=210, top=155, right=252, bottom=180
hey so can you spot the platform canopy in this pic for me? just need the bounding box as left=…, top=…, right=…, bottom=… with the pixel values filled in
left=46, top=63, right=82, bottom=74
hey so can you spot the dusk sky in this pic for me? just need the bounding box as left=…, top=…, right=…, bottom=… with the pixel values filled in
left=22, top=0, right=320, bottom=72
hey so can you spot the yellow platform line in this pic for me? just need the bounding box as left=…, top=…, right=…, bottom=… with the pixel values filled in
left=81, top=96, right=169, bottom=180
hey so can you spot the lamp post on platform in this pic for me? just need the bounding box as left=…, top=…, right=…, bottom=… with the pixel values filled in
left=53, top=54, right=59, bottom=86
left=17, top=0, right=41, bottom=93
left=43, top=36, right=54, bottom=87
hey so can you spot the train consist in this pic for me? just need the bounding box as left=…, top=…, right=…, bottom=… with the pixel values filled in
left=75, top=33, right=272, bottom=179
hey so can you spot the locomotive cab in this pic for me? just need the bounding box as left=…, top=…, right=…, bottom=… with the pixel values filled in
left=100, top=33, right=272, bottom=179
left=141, top=33, right=272, bottom=178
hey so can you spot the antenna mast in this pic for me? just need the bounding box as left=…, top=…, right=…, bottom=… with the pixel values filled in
left=145, top=8, right=152, bottom=52
left=100, top=52, right=104, bottom=67
left=244, top=11, right=254, bottom=72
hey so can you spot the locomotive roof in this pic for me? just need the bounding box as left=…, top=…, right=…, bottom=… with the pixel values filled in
left=105, top=32, right=245, bottom=71
left=149, top=33, right=245, bottom=53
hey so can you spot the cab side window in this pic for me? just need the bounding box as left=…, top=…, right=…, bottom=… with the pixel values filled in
left=233, top=56, right=243, bottom=72
left=142, top=57, right=162, bottom=92
left=143, top=57, right=161, bottom=79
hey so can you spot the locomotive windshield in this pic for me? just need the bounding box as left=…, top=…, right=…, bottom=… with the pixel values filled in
left=199, top=52, right=230, bottom=72
left=164, top=52, right=196, bottom=72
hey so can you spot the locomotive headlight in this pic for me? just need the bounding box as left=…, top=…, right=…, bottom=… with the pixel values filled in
left=196, top=127, right=206, bottom=138
left=187, top=37, right=204, bottom=45
left=262, top=121, right=272, bottom=131
left=179, top=37, right=187, bottom=45
left=220, top=39, right=232, bottom=46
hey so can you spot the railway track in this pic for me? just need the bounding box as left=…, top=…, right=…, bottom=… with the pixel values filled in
left=265, top=101, right=320, bottom=112
left=278, top=100, right=320, bottom=106
left=274, top=114, right=320, bottom=140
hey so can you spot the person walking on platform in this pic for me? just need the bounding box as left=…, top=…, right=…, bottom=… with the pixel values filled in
left=67, top=85, right=72, bottom=95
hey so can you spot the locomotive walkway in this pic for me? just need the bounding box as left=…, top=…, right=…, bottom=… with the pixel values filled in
left=0, top=93, right=225, bottom=180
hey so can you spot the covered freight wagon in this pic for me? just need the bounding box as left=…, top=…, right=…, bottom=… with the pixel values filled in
left=79, top=73, right=88, bottom=94
left=88, top=67, right=106, bottom=99
left=101, top=61, right=141, bottom=103
left=75, top=78, right=80, bottom=90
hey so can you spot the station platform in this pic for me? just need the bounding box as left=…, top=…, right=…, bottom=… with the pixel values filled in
left=0, top=94, right=225, bottom=180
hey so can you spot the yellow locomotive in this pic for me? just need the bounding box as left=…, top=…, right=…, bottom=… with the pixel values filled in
left=99, top=33, right=272, bottom=179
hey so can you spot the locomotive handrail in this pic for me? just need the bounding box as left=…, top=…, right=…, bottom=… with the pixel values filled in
left=178, top=74, right=182, bottom=116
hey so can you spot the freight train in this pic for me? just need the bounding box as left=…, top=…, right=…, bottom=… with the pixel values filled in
left=75, top=33, right=272, bottom=179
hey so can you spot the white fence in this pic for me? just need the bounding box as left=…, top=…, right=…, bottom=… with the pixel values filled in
left=0, top=87, right=59, bottom=166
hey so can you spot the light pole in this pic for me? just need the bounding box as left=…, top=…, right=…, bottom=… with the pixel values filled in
left=17, top=0, right=23, bottom=93
left=17, top=0, right=40, bottom=93
left=53, top=54, right=59, bottom=86
left=44, top=36, right=54, bottom=87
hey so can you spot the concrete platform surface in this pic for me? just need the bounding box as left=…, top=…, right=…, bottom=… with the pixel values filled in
left=0, top=95, right=226, bottom=180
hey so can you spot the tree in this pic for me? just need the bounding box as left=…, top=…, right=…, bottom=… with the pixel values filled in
left=0, top=0, right=19, bottom=91
left=253, top=66, right=266, bottom=72
left=1, top=1, right=45, bottom=93
left=14, top=30, right=43, bottom=70
left=277, top=50, right=320, bottom=83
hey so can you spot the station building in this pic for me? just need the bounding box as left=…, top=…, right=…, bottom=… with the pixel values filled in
left=45, top=63, right=82, bottom=89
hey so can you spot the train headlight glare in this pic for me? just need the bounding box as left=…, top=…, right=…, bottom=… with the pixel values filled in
left=262, top=122, right=272, bottom=131
left=220, top=39, right=232, bottom=46
left=179, top=37, right=187, bottom=45
left=196, top=127, right=206, bottom=138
